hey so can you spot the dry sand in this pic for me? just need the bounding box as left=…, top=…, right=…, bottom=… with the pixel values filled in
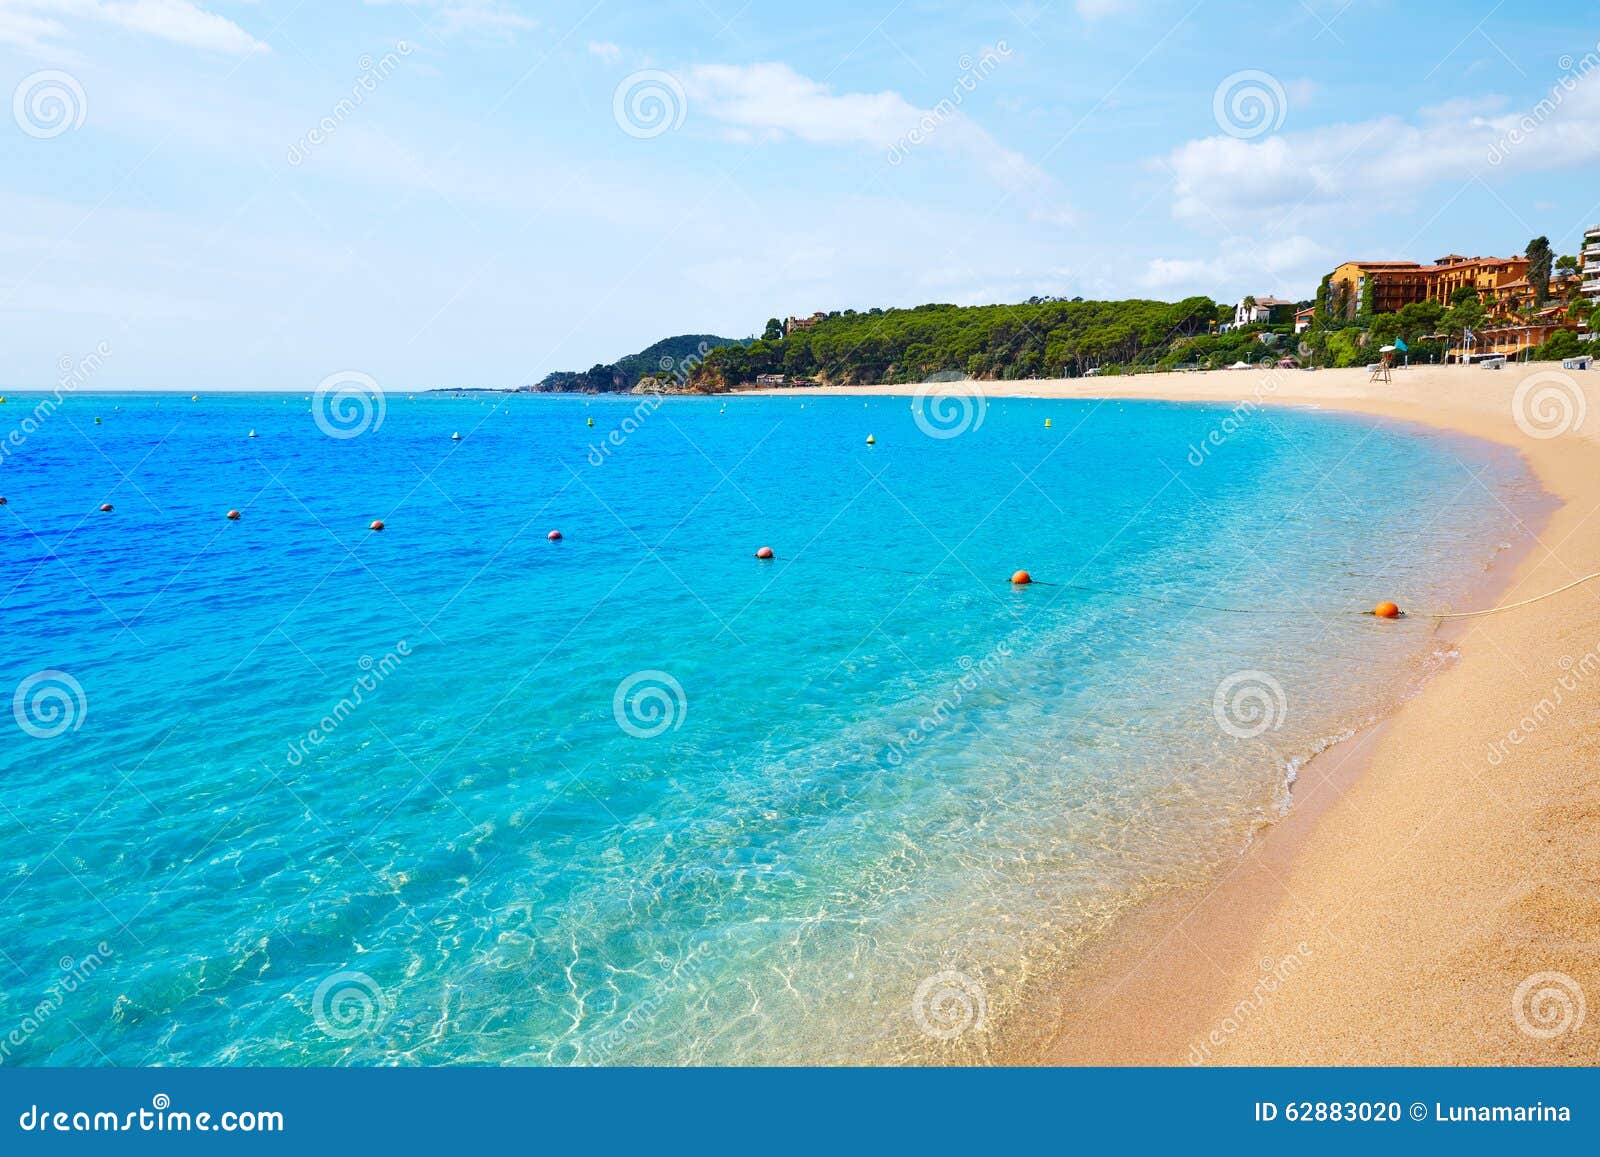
left=758, top=363, right=1600, bottom=1065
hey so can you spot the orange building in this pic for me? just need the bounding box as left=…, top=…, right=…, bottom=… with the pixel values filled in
left=1324, top=254, right=1530, bottom=317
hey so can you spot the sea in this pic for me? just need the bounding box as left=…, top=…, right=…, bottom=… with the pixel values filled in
left=0, top=388, right=1542, bottom=1064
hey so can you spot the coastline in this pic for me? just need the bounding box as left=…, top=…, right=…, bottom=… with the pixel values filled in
left=755, top=363, right=1600, bottom=1065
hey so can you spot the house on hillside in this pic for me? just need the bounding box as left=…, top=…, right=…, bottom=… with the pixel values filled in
left=1293, top=305, right=1315, bottom=334
left=1233, top=296, right=1294, bottom=327
left=784, top=312, right=827, bottom=335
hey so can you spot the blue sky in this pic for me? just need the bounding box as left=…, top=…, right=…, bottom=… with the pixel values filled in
left=2, top=0, right=1598, bottom=389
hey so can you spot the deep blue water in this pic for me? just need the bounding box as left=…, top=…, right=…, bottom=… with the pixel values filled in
left=0, top=389, right=1536, bottom=1064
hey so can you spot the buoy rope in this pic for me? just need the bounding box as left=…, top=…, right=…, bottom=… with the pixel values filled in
left=570, top=529, right=1359, bottom=617
left=573, top=528, right=1600, bottom=622
left=1407, top=568, right=1600, bottom=620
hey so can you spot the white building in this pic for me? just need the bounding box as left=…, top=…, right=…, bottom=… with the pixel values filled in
left=1233, top=296, right=1293, bottom=327
left=1584, top=225, right=1600, bottom=300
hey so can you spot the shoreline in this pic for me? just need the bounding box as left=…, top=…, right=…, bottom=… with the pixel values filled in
left=756, top=363, right=1600, bottom=1065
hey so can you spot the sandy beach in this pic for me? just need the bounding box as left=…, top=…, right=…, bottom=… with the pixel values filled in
left=756, top=362, right=1600, bottom=1065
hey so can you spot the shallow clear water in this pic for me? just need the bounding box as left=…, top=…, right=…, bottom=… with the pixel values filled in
left=0, top=390, right=1537, bottom=1064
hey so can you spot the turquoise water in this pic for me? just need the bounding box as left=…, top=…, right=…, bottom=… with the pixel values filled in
left=0, top=390, right=1537, bottom=1065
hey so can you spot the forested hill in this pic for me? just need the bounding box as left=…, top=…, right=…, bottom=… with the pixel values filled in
left=534, top=334, right=749, bottom=393
left=685, top=297, right=1225, bottom=390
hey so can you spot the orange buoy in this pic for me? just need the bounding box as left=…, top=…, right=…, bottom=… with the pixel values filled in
left=226, top=509, right=241, bottom=521
left=1373, top=600, right=1400, bottom=619
left=547, top=530, right=562, bottom=541
left=99, top=503, right=113, bottom=513
left=1011, top=570, right=1032, bottom=585
left=755, top=546, right=774, bottom=559
left=369, top=519, right=385, bottom=531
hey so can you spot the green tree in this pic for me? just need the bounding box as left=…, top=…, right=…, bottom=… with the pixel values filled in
left=1526, top=236, right=1553, bottom=305
left=762, top=317, right=784, bottom=342
left=1533, top=329, right=1582, bottom=360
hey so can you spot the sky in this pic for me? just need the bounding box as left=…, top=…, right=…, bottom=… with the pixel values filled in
left=1, top=0, right=1598, bottom=389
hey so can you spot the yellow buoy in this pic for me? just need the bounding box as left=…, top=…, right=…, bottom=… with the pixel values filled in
left=866, top=434, right=876, bottom=445
left=191, top=394, right=198, bottom=401
left=587, top=417, right=594, bottom=427
left=1044, top=418, right=1052, bottom=428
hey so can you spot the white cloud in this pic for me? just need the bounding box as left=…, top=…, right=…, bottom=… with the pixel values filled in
left=363, top=0, right=534, bottom=38
left=682, top=59, right=1070, bottom=218
left=586, top=39, right=620, bottom=63
left=0, top=0, right=268, bottom=56
left=1075, top=0, right=1131, bottom=18
left=1159, top=71, right=1600, bottom=225
left=1139, top=234, right=1330, bottom=300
